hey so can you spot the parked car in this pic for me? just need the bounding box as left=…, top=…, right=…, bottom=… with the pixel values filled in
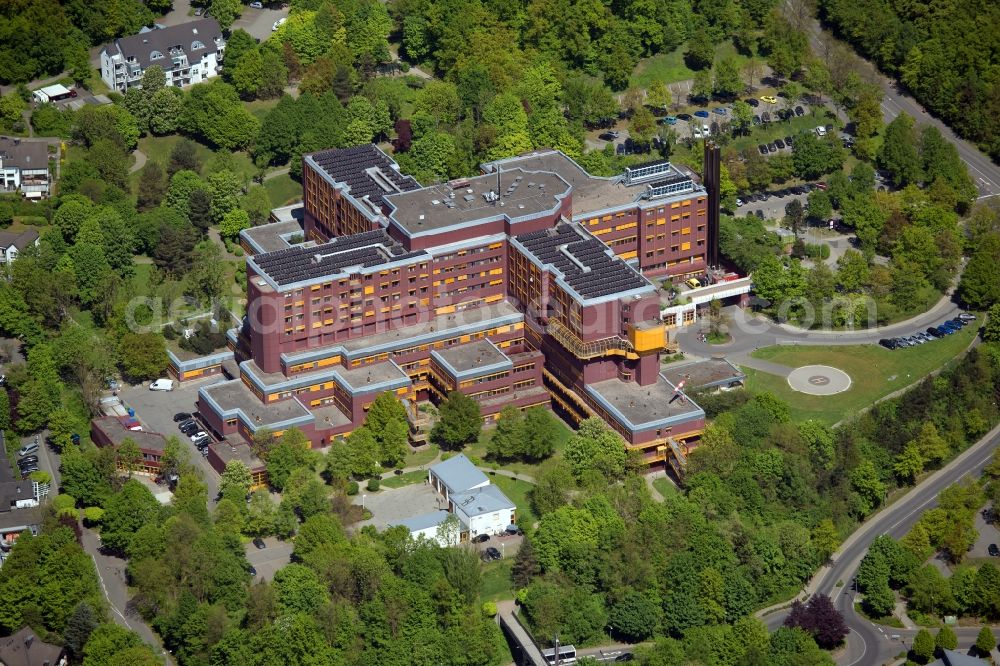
left=661, top=116, right=678, bottom=125
left=17, top=443, right=38, bottom=457
left=180, top=423, right=199, bottom=436
left=677, top=113, right=692, bottom=121
left=785, top=135, right=794, bottom=146
left=959, top=312, right=977, bottom=321
left=774, top=138, right=785, bottom=150
left=189, top=431, right=208, bottom=442
left=761, top=111, right=771, bottom=123
left=767, top=142, right=777, bottom=152
left=17, top=455, right=38, bottom=466
left=758, top=144, right=769, bottom=155
left=752, top=115, right=762, bottom=125
left=895, top=338, right=911, bottom=347
left=149, top=378, right=174, bottom=391
left=879, top=339, right=896, bottom=350
left=745, top=98, right=759, bottom=107
left=472, top=534, right=489, bottom=543
left=598, top=132, right=617, bottom=141
left=760, top=95, right=778, bottom=104
left=194, top=7, right=203, bottom=15
left=754, top=209, right=764, bottom=219
left=272, top=17, right=286, bottom=30
left=505, top=525, right=522, bottom=535
left=249, top=1, right=263, bottom=7
left=926, top=327, right=943, bottom=338
left=990, top=544, right=1000, bottom=557
left=193, top=435, right=211, bottom=449
left=713, top=107, right=727, bottom=115
left=253, top=538, right=266, bottom=549
left=794, top=106, right=805, bottom=116
left=735, top=198, right=744, bottom=207
left=694, top=109, right=710, bottom=118
left=483, top=547, right=502, bottom=561
left=949, top=318, right=966, bottom=327
left=173, top=412, right=193, bottom=422
left=248, top=565, right=258, bottom=576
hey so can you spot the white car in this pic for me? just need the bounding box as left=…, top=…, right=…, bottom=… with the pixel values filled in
left=190, top=431, right=208, bottom=442
left=272, top=17, right=286, bottom=31
left=692, top=128, right=703, bottom=139
left=736, top=198, right=744, bottom=207
left=958, top=312, right=977, bottom=321
left=149, top=378, right=174, bottom=391
left=815, top=126, right=827, bottom=137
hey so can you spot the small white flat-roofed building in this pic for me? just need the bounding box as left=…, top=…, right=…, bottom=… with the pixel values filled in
left=451, top=485, right=516, bottom=539
left=427, top=453, right=489, bottom=502
left=389, top=510, right=456, bottom=546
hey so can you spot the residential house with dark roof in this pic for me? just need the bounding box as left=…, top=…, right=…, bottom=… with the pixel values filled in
left=0, top=229, right=39, bottom=265
left=0, top=626, right=66, bottom=666
left=100, top=19, right=225, bottom=93
left=0, top=138, right=50, bottom=199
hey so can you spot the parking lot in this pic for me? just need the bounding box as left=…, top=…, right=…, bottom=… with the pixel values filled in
left=878, top=313, right=976, bottom=350
left=245, top=536, right=293, bottom=582
left=351, top=483, right=444, bottom=530
left=117, top=376, right=226, bottom=499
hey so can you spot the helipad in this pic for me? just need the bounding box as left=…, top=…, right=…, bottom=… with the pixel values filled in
left=787, top=365, right=852, bottom=396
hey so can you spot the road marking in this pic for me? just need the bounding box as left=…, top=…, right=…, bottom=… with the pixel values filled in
left=93, top=559, right=132, bottom=628
left=846, top=627, right=870, bottom=666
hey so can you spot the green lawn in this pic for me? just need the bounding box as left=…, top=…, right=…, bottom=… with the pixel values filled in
left=135, top=135, right=257, bottom=182
left=381, top=469, right=426, bottom=488
left=404, top=444, right=440, bottom=469
left=245, top=98, right=281, bottom=121
left=264, top=173, right=303, bottom=207
left=487, top=474, right=538, bottom=529
left=480, top=558, right=515, bottom=602
left=652, top=478, right=682, bottom=501
left=743, top=325, right=978, bottom=424
left=631, top=41, right=749, bottom=89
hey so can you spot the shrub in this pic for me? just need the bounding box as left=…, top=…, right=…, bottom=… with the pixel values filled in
left=482, top=602, right=497, bottom=617
left=366, top=477, right=380, bottom=492
left=347, top=481, right=359, bottom=496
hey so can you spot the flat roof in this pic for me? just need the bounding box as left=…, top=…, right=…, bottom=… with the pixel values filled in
left=512, top=223, right=653, bottom=302
left=586, top=374, right=704, bottom=432
left=91, top=416, right=168, bottom=452
left=483, top=149, right=702, bottom=218
left=430, top=339, right=511, bottom=380
left=311, top=403, right=352, bottom=430
left=241, top=219, right=304, bottom=254
left=660, top=358, right=745, bottom=391
left=281, top=299, right=524, bottom=366
left=0, top=506, right=42, bottom=532
left=336, top=361, right=411, bottom=393
left=200, top=380, right=313, bottom=432
left=207, top=441, right=265, bottom=472
left=390, top=509, right=451, bottom=533
left=305, top=144, right=420, bottom=213
left=249, top=228, right=427, bottom=289
left=241, top=358, right=410, bottom=396
left=383, top=168, right=571, bottom=238
left=429, top=453, right=488, bottom=495
left=452, top=484, right=515, bottom=517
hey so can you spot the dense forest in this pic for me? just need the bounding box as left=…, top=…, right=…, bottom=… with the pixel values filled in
left=819, top=0, right=1000, bottom=160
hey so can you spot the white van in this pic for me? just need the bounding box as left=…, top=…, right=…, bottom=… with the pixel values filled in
left=18, top=443, right=38, bottom=457
left=149, top=378, right=175, bottom=391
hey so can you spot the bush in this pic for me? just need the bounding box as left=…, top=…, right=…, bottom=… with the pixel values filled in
left=178, top=320, right=227, bottom=355
left=83, top=506, right=104, bottom=525
left=347, top=481, right=359, bottom=496
left=233, top=246, right=244, bottom=257
left=366, top=477, right=380, bottom=492
left=805, top=243, right=831, bottom=260
left=482, top=601, right=497, bottom=617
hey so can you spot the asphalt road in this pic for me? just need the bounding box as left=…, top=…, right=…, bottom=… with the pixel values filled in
left=761, top=421, right=1000, bottom=664
left=789, top=0, right=999, bottom=198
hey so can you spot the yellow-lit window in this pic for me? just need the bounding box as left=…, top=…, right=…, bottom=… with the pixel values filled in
left=681, top=242, right=691, bottom=251
left=681, top=227, right=691, bottom=235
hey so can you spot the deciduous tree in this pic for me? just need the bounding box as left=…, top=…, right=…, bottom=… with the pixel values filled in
left=431, top=391, right=481, bottom=450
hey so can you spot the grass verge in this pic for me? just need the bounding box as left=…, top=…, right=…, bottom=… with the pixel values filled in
left=854, top=603, right=906, bottom=628
left=487, top=474, right=538, bottom=529
left=264, top=173, right=303, bottom=207
left=381, top=470, right=426, bottom=489
left=480, top=558, right=515, bottom=603
left=630, top=41, right=748, bottom=88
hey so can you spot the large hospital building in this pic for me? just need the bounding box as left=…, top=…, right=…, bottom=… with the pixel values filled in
left=193, top=145, right=740, bottom=470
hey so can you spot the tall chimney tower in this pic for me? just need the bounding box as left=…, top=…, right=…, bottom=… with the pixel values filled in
left=703, top=141, right=721, bottom=269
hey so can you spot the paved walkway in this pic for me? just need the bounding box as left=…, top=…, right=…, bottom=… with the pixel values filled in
left=129, top=149, right=147, bottom=174
left=81, top=527, right=174, bottom=664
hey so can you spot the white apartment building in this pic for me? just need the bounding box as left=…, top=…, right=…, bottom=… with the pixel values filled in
left=100, top=19, right=225, bottom=93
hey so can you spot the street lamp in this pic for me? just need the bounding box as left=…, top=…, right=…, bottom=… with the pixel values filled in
left=362, top=494, right=366, bottom=512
